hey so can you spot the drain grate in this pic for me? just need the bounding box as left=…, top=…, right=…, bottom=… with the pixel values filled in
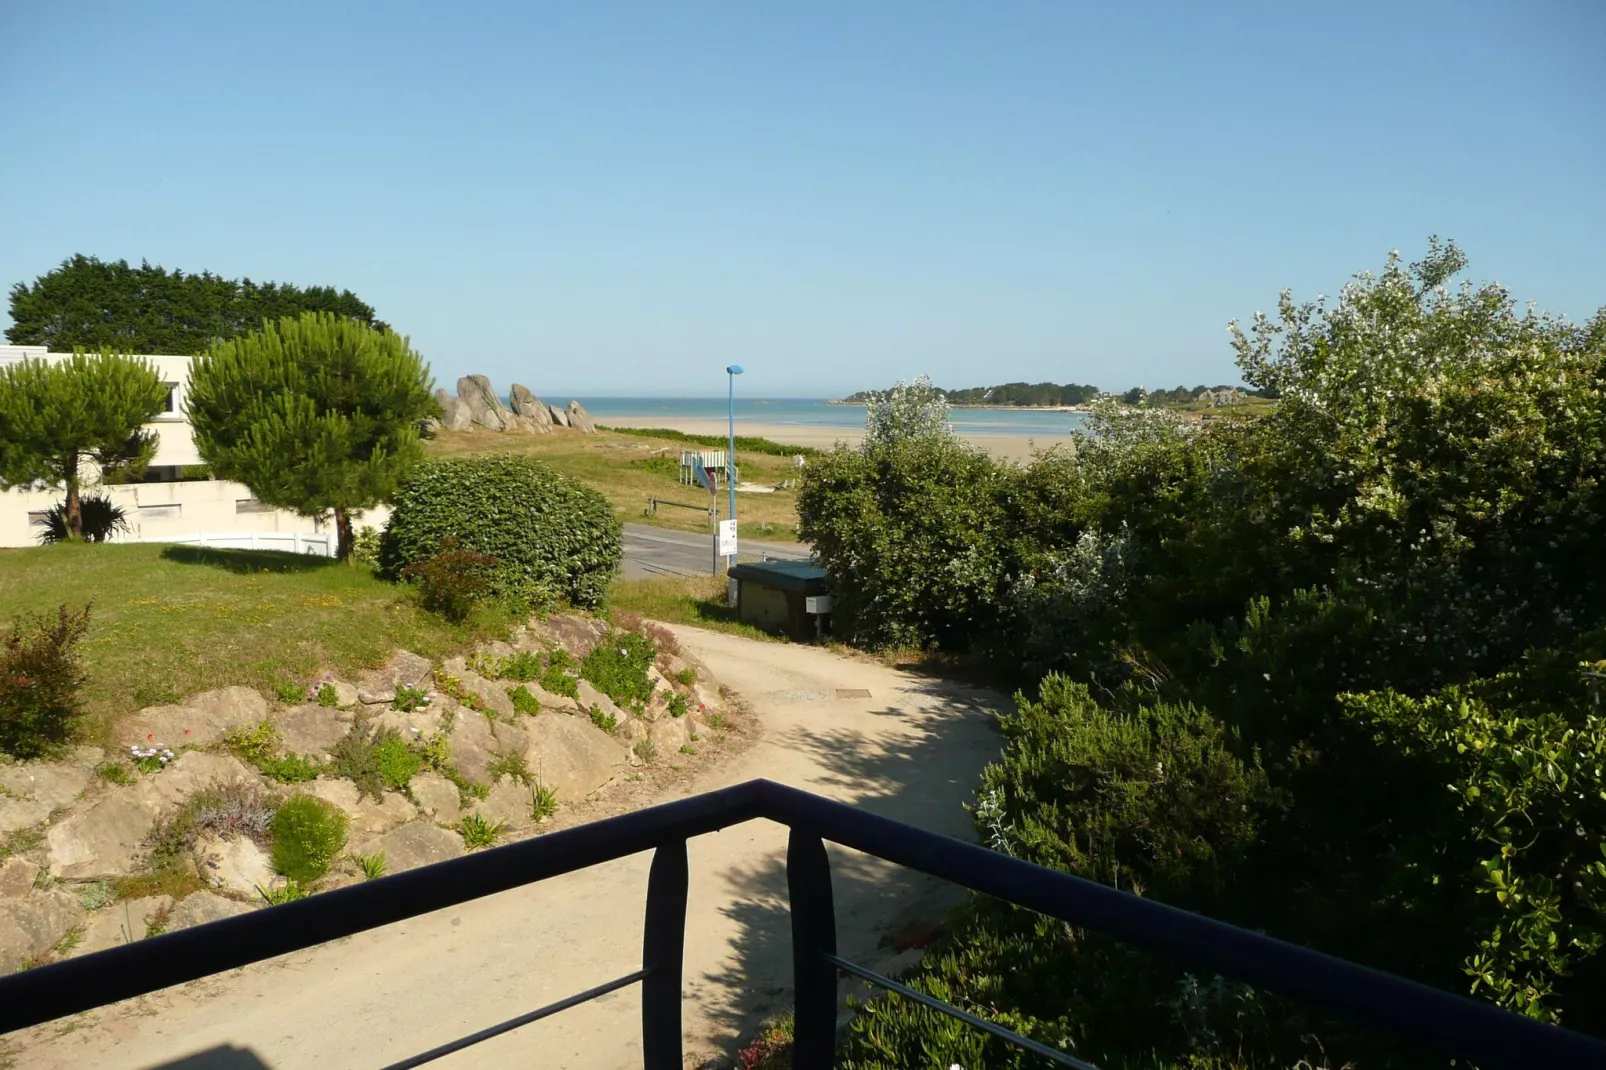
left=836, top=688, right=872, bottom=699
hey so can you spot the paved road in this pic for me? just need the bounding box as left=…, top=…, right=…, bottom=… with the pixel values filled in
left=9, top=627, right=1007, bottom=1070
left=621, top=522, right=811, bottom=580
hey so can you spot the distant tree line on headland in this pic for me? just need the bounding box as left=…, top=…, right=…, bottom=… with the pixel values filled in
left=6, top=254, right=386, bottom=355
left=839, top=379, right=1278, bottom=406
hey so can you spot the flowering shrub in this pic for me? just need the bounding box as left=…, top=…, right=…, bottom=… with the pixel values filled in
left=129, top=742, right=175, bottom=773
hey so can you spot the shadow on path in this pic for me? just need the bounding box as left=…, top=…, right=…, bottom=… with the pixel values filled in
left=696, top=675, right=1010, bottom=1062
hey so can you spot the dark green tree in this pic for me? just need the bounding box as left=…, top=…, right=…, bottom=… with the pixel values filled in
left=0, top=353, right=167, bottom=539
left=186, top=312, right=436, bottom=561
left=7, top=254, right=386, bottom=354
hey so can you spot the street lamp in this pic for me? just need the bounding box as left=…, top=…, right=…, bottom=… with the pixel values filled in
left=725, top=365, right=743, bottom=569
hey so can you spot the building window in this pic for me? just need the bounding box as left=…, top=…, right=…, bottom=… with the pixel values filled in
left=236, top=498, right=275, bottom=514
left=138, top=503, right=182, bottom=520
left=163, top=383, right=178, bottom=412
left=26, top=510, right=49, bottom=529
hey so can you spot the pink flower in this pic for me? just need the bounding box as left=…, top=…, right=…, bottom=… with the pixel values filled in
left=147, top=733, right=154, bottom=741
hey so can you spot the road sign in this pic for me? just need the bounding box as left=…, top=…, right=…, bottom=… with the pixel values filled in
left=693, top=465, right=717, bottom=496
left=718, top=519, right=738, bottom=557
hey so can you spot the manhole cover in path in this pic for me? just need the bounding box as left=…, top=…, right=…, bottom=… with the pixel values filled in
left=836, top=688, right=872, bottom=699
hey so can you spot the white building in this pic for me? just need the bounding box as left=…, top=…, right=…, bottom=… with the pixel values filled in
left=0, top=345, right=389, bottom=553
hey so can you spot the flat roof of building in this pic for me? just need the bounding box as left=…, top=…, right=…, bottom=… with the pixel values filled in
left=727, top=560, right=828, bottom=592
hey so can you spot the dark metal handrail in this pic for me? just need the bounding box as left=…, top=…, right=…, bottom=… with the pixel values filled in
left=1, top=779, right=1602, bottom=1068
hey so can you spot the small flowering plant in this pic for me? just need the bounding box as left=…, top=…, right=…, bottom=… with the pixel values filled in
left=308, top=680, right=340, bottom=707
left=129, top=741, right=175, bottom=774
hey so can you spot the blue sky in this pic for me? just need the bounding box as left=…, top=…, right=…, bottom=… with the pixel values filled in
left=2, top=2, right=1601, bottom=397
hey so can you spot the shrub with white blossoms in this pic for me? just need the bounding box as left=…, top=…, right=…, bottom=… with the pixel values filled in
left=863, top=375, right=952, bottom=450
left=130, top=742, right=175, bottom=774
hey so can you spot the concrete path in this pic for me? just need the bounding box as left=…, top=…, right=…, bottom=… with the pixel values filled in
left=622, top=523, right=810, bottom=580
left=6, top=627, right=1006, bottom=1070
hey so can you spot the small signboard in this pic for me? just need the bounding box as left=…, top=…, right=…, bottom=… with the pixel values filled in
left=718, top=519, right=738, bottom=557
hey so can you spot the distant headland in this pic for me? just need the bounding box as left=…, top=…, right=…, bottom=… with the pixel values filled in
left=831, top=380, right=1274, bottom=412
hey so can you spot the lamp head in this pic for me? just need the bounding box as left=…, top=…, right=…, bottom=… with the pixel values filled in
left=726, top=365, right=744, bottom=375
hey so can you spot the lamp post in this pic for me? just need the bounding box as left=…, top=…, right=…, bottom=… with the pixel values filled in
left=725, top=365, right=743, bottom=570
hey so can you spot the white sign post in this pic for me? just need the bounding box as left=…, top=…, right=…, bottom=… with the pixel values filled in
left=717, top=519, right=738, bottom=558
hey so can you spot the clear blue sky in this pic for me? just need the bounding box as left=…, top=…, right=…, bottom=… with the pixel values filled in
left=2, top=2, right=1601, bottom=398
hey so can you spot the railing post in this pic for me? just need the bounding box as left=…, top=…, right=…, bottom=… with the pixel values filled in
left=642, top=838, right=689, bottom=1070
left=788, top=830, right=838, bottom=1069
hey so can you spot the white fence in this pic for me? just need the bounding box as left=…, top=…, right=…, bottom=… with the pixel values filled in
left=155, top=531, right=336, bottom=556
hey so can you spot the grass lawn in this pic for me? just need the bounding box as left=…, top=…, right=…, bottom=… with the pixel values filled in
left=0, top=542, right=515, bottom=741
left=605, top=573, right=784, bottom=643
left=425, top=426, right=808, bottom=540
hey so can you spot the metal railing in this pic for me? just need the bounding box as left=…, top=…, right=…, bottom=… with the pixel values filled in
left=3, top=779, right=1603, bottom=1068
left=644, top=496, right=716, bottom=518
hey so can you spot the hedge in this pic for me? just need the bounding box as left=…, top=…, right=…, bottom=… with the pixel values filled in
left=379, top=455, right=622, bottom=609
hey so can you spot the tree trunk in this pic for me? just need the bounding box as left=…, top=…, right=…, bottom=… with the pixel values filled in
left=63, top=453, right=83, bottom=541
left=334, top=505, right=354, bottom=563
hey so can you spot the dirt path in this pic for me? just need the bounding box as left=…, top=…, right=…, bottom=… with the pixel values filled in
left=6, top=627, right=1007, bottom=1070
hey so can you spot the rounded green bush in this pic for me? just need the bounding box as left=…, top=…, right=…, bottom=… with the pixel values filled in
left=379, top=455, right=622, bottom=609
left=270, top=793, right=349, bottom=883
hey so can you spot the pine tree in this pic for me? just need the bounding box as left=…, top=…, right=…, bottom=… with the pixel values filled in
left=0, top=353, right=167, bottom=539
left=6, top=254, right=386, bottom=354
left=186, top=312, right=437, bottom=561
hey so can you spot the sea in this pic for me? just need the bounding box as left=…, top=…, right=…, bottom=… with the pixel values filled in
left=570, top=397, right=1087, bottom=438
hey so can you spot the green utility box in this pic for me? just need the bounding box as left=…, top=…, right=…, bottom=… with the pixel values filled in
left=727, top=560, right=831, bottom=641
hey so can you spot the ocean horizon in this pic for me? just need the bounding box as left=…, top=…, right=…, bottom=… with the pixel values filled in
left=569, top=397, right=1086, bottom=438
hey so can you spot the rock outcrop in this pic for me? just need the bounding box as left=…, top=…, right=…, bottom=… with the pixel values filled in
left=509, top=384, right=553, bottom=432
left=118, top=687, right=269, bottom=749
left=195, top=833, right=274, bottom=897
left=567, top=401, right=596, bottom=433
left=273, top=703, right=354, bottom=759
left=45, top=792, right=164, bottom=879
left=0, top=750, right=95, bottom=834
left=301, top=779, right=416, bottom=836
left=68, top=896, right=172, bottom=957
left=0, top=622, right=737, bottom=974
left=168, top=891, right=254, bottom=932
left=351, top=821, right=464, bottom=874
left=430, top=375, right=595, bottom=436
left=518, top=713, right=626, bottom=801
left=435, top=388, right=474, bottom=432
left=457, top=374, right=515, bottom=432
left=0, top=888, right=84, bottom=972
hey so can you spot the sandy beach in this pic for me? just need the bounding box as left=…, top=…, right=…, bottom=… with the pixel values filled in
left=597, top=417, right=1074, bottom=461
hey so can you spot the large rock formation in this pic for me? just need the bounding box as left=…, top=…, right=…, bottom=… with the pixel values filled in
left=435, top=388, right=474, bottom=432
left=509, top=385, right=553, bottom=432
left=567, top=401, right=596, bottom=433
left=457, top=375, right=515, bottom=432
left=431, top=376, right=594, bottom=436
